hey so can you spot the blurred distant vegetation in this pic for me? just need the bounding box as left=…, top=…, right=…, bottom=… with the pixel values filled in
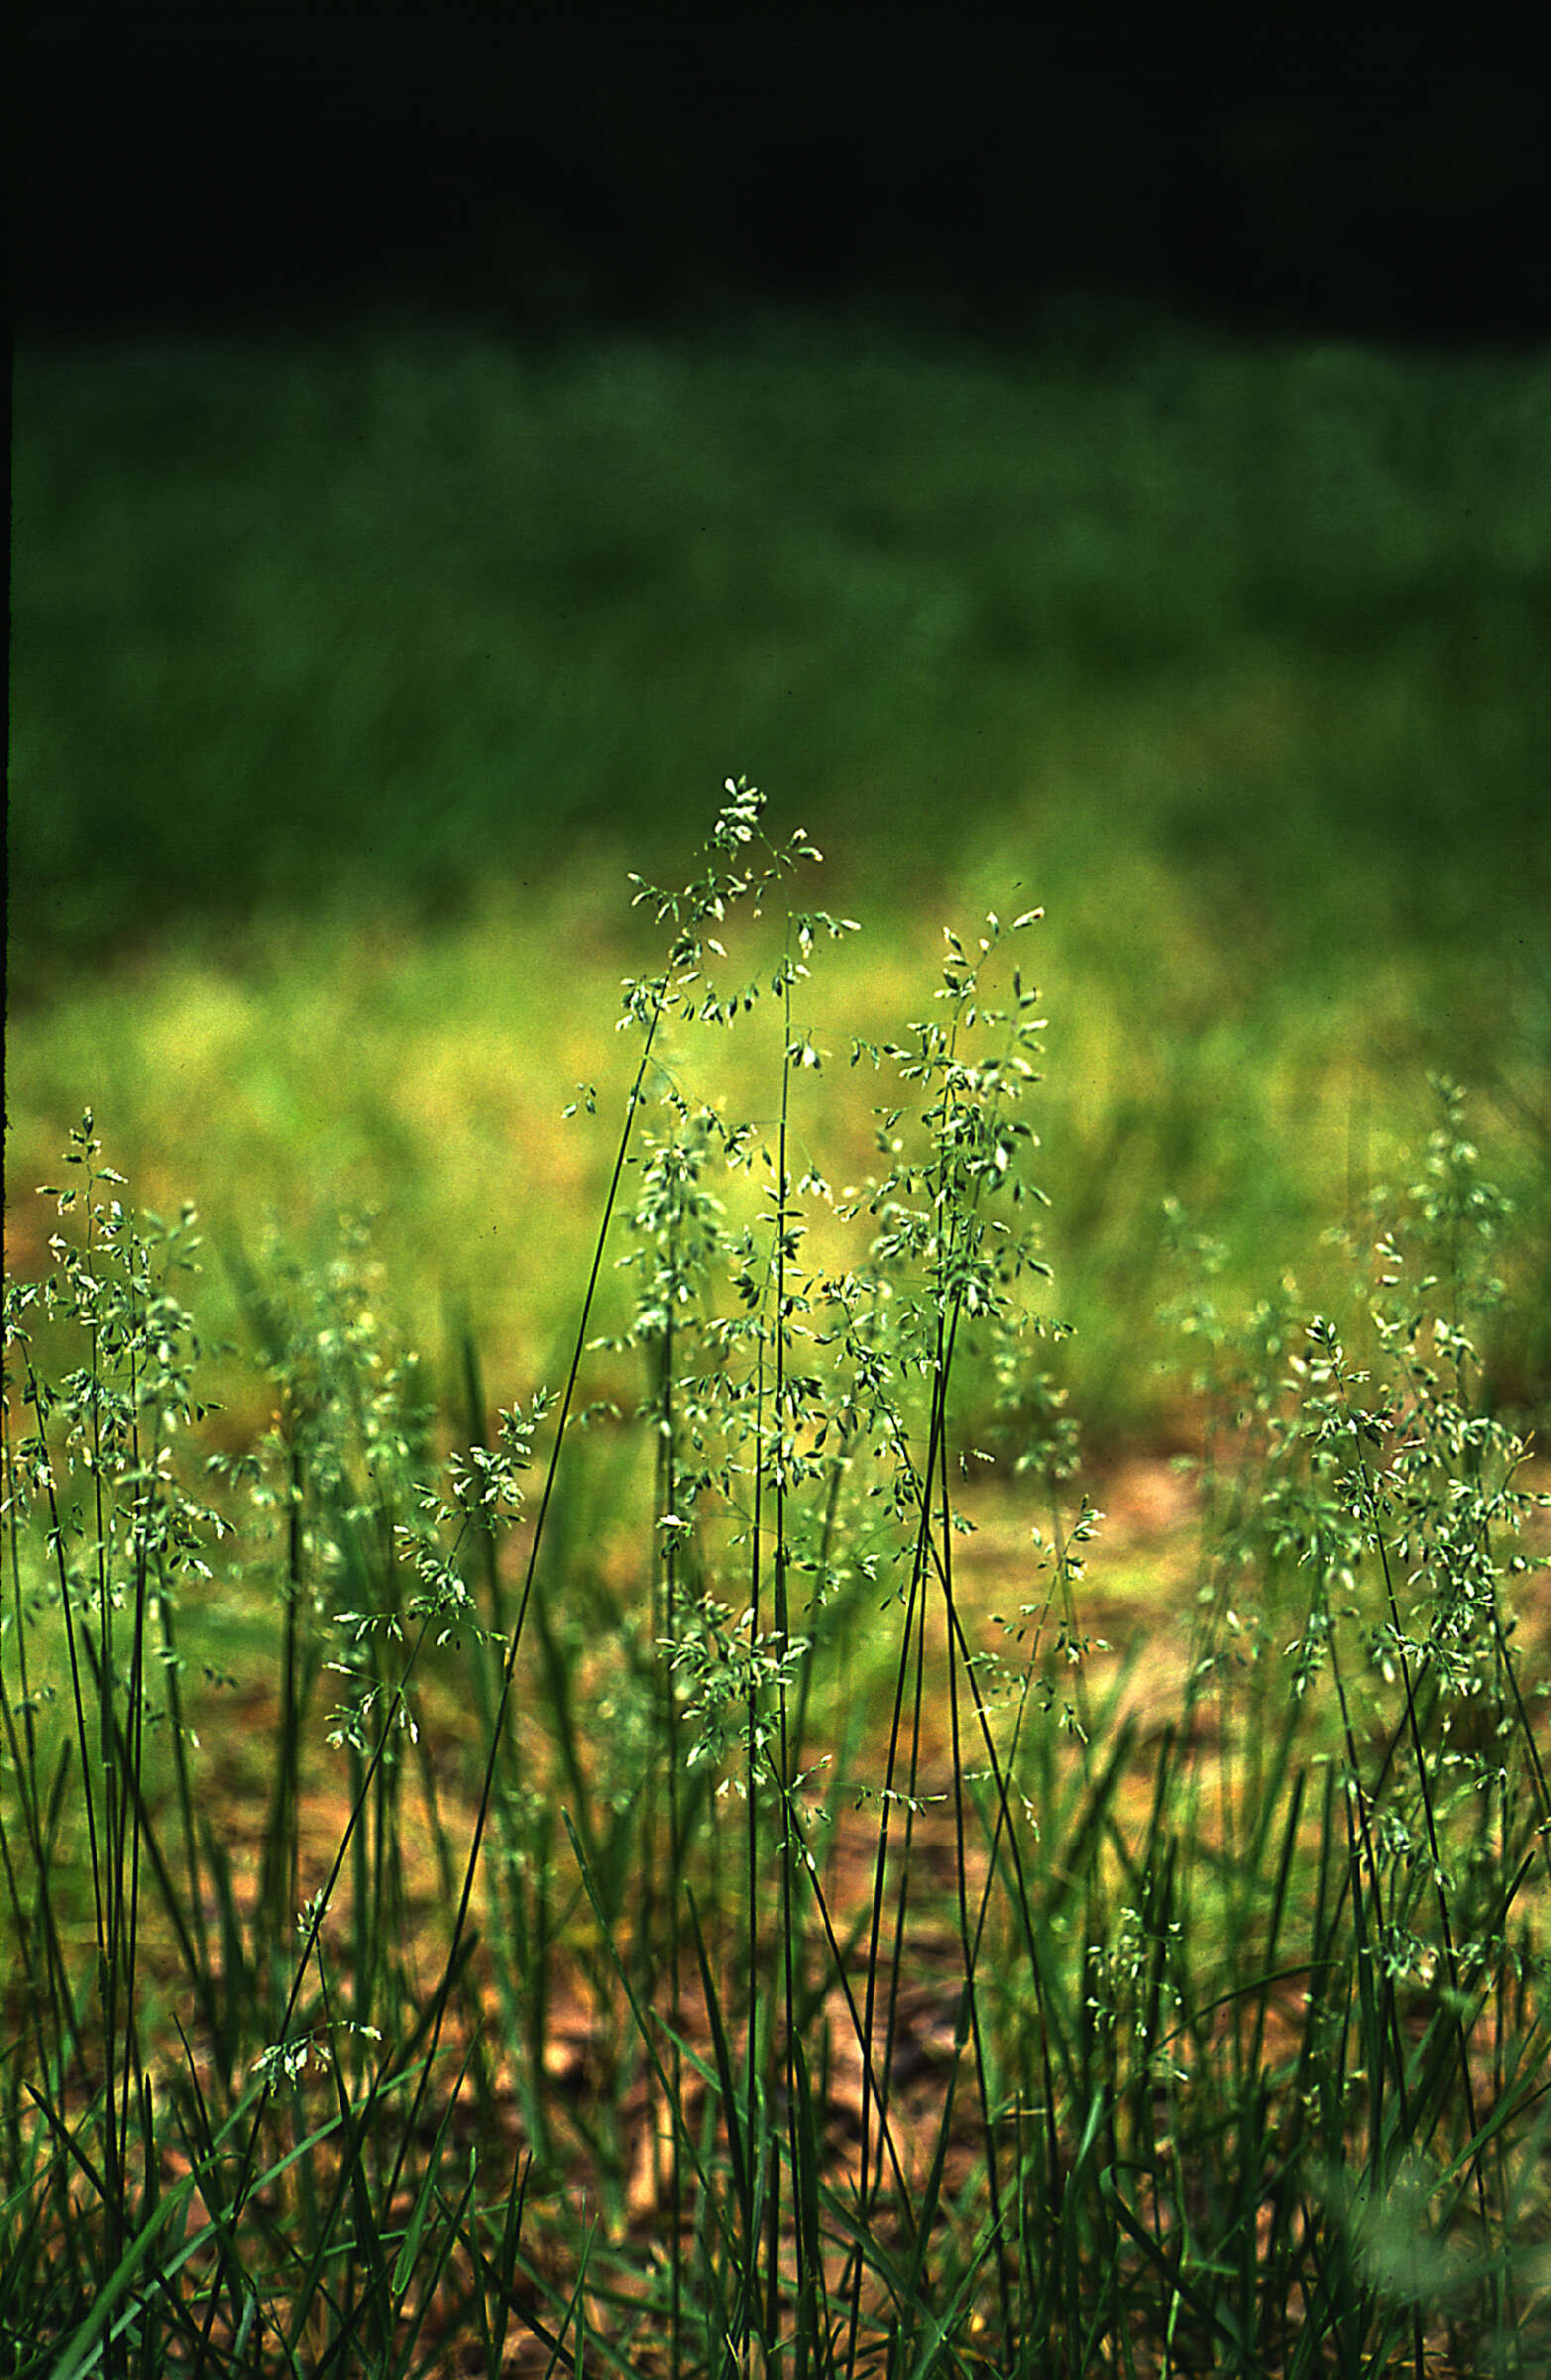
left=12, top=314, right=1549, bottom=985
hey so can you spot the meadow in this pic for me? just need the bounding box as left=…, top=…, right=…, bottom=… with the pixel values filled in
left=4, top=314, right=1550, bottom=2372
left=9, top=312, right=1551, bottom=1441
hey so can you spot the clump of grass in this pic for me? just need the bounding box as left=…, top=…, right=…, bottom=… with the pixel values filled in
left=3, top=786, right=1548, bottom=2376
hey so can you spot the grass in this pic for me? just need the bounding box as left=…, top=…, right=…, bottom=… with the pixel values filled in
left=10, top=312, right=1550, bottom=962
left=8, top=311, right=1551, bottom=1448
left=4, top=788, right=1550, bottom=2375
left=6, top=309, right=1551, bottom=2365
left=8, top=837, right=1549, bottom=1454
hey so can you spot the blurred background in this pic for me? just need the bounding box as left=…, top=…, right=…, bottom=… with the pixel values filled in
left=9, top=4, right=1550, bottom=1440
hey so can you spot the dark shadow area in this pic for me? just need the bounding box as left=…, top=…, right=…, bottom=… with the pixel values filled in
left=18, top=8, right=1549, bottom=342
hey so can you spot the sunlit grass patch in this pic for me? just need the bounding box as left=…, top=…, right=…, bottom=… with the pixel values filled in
left=8, top=826, right=1545, bottom=1458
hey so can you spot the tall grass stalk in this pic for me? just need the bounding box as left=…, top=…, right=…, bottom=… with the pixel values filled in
left=3, top=788, right=1548, bottom=2375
